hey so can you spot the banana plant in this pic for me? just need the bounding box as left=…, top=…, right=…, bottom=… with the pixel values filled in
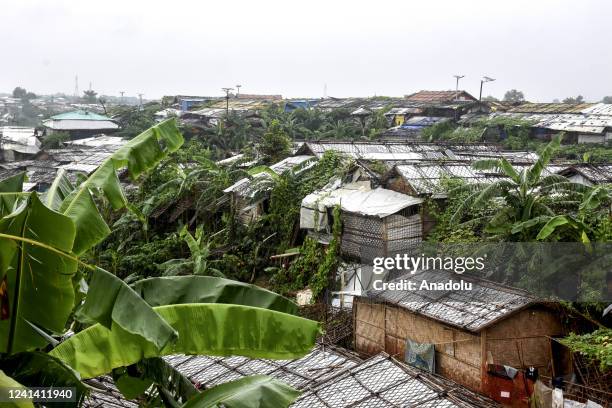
left=159, top=225, right=222, bottom=276
left=451, top=135, right=590, bottom=241
left=0, top=119, right=320, bottom=407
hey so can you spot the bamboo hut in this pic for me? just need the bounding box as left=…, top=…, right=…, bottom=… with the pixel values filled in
left=300, top=182, right=423, bottom=258
left=353, top=270, right=575, bottom=405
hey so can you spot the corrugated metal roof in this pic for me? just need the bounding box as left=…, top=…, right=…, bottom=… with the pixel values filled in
left=489, top=111, right=612, bottom=134
left=582, top=103, right=612, bottom=116
left=393, top=162, right=560, bottom=195
left=298, top=142, right=538, bottom=164
left=50, top=110, right=113, bottom=121
left=64, top=135, right=126, bottom=148
left=557, top=164, right=612, bottom=184
left=508, top=103, right=595, bottom=114
left=223, top=155, right=315, bottom=196
left=42, top=119, right=119, bottom=131
left=362, top=269, right=535, bottom=332
left=0, top=126, right=40, bottom=154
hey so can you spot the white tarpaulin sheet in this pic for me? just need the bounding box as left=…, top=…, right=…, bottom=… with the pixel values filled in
left=300, top=181, right=422, bottom=231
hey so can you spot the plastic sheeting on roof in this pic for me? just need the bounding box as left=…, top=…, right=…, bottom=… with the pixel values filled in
left=0, top=126, right=40, bottom=154
left=300, top=182, right=423, bottom=231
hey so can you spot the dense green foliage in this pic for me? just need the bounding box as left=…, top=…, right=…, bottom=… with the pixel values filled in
left=41, top=131, right=70, bottom=149
left=559, top=328, right=612, bottom=371
left=0, top=120, right=319, bottom=407
left=260, top=119, right=292, bottom=163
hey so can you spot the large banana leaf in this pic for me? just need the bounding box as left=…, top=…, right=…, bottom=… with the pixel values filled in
left=44, top=168, right=74, bottom=211
left=0, top=370, right=33, bottom=408
left=137, top=357, right=199, bottom=402
left=0, top=351, right=88, bottom=408
left=59, top=119, right=184, bottom=254
left=76, top=267, right=178, bottom=350
left=0, top=193, right=77, bottom=353
left=131, top=276, right=298, bottom=315
left=181, top=375, right=300, bottom=408
left=0, top=172, right=25, bottom=217
left=50, top=303, right=320, bottom=379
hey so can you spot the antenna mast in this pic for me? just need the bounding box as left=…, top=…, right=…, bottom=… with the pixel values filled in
left=74, top=75, right=79, bottom=99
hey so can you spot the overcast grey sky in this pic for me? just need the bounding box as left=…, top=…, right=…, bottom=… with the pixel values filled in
left=2, top=0, right=611, bottom=101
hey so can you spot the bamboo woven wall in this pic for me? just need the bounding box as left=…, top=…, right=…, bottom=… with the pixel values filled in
left=340, top=206, right=422, bottom=261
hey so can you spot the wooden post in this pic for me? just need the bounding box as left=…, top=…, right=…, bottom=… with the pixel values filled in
left=481, top=329, right=488, bottom=393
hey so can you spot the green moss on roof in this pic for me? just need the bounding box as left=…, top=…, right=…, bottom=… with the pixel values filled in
left=50, top=110, right=112, bottom=121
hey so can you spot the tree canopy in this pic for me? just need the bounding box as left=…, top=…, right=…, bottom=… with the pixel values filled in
left=503, top=89, right=525, bottom=103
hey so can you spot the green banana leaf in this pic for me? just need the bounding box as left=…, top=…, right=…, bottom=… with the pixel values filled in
left=137, top=357, right=199, bottom=402
left=0, top=369, right=33, bottom=408
left=50, top=303, right=320, bottom=379
left=113, top=367, right=154, bottom=399
left=44, top=168, right=74, bottom=211
left=0, top=172, right=25, bottom=217
left=59, top=119, right=184, bottom=254
left=76, top=267, right=178, bottom=351
left=181, top=375, right=300, bottom=408
left=0, top=193, right=77, bottom=353
left=131, top=276, right=298, bottom=315
left=0, top=351, right=88, bottom=408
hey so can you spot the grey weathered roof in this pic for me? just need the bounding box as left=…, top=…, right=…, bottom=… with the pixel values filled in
left=488, top=110, right=612, bottom=134
left=42, top=119, right=119, bottom=131
left=390, top=162, right=563, bottom=195
left=64, top=135, right=126, bottom=149
left=361, top=269, right=536, bottom=332
left=82, top=346, right=495, bottom=407
left=83, top=376, right=139, bottom=408
left=507, top=103, right=595, bottom=114
left=293, top=353, right=493, bottom=408
left=165, top=345, right=360, bottom=391
left=296, top=141, right=538, bottom=163
left=557, top=164, right=612, bottom=184
left=223, top=155, right=315, bottom=197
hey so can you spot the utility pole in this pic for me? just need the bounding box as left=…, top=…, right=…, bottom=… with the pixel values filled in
left=221, top=87, right=233, bottom=117
left=479, top=76, right=495, bottom=102
left=235, top=84, right=241, bottom=98
left=119, top=91, right=125, bottom=105
left=453, top=75, right=465, bottom=101
left=74, top=75, right=79, bottom=100
left=137, top=93, right=144, bottom=110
